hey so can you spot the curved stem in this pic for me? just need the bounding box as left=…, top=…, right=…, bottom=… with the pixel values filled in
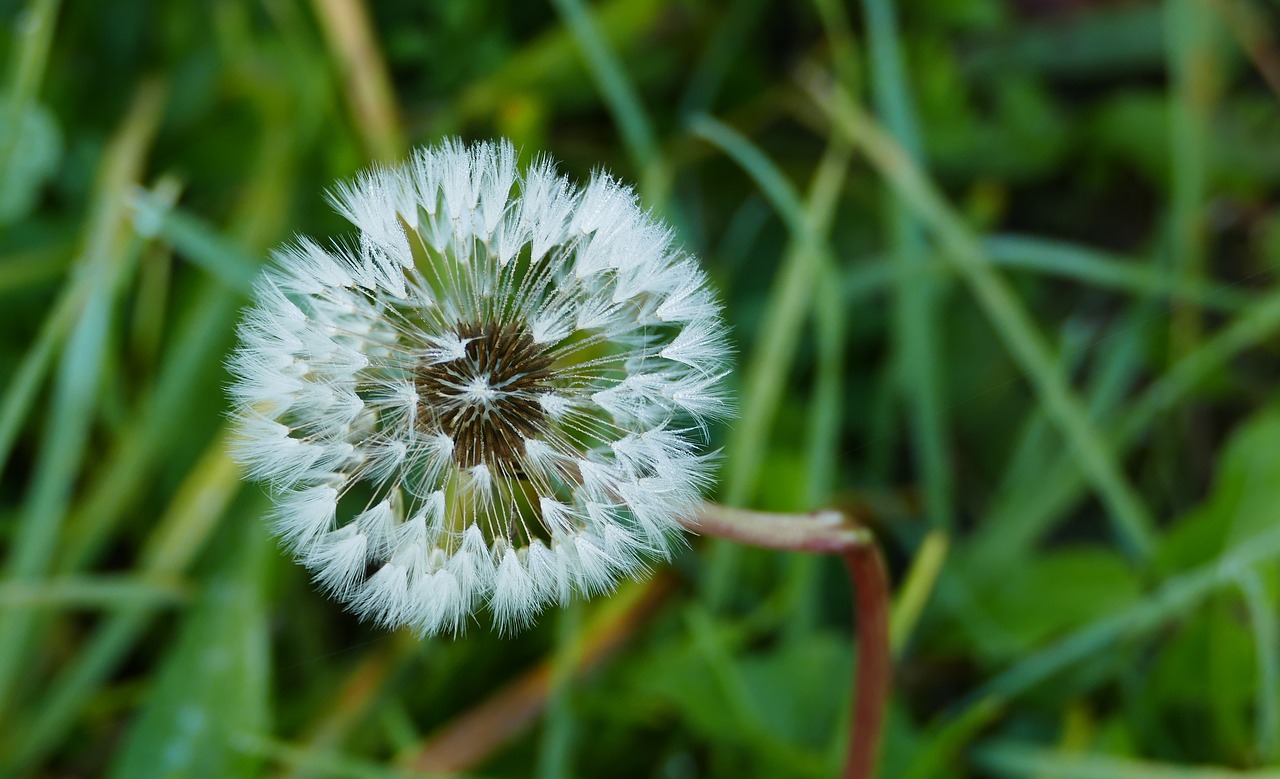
left=843, top=543, right=891, bottom=779
left=684, top=503, right=872, bottom=552
left=684, top=503, right=892, bottom=779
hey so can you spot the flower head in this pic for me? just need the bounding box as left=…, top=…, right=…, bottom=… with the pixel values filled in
left=229, top=139, right=730, bottom=635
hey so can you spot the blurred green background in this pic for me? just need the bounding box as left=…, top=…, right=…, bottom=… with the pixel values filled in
left=3, top=0, right=1280, bottom=776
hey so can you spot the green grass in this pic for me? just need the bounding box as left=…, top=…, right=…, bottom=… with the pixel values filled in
left=4, top=0, right=1280, bottom=776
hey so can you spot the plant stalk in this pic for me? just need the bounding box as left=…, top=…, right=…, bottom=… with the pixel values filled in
left=685, top=503, right=892, bottom=779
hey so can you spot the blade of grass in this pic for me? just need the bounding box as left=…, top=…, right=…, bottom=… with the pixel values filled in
left=782, top=0, right=856, bottom=626
left=688, top=114, right=849, bottom=605
left=535, top=603, right=583, bottom=779
left=240, top=733, right=477, bottom=779
left=972, top=309, right=1149, bottom=562
left=1129, top=288, right=1280, bottom=430
left=1237, top=569, right=1280, bottom=761
left=0, top=0, right=62, bottom=195
left=677, top=0, right=769, bottom=117
left=0, top=81, right=165, bottom=724
left=901, top=698, right=1003, bottom=779
left=975, top=741, right=1280, bottom=778
left=988, top=319, right=1101, bottom=508
left=813, top=81, right=1158, bottom=560
left=684, top=607, right=830, bottom=777
left=686, top=115, right=843, bottom=509
left=59, top=281, right=241, bottom=571
left=381, top=701, right=423, bottom=760
left=983, top=234, right=1252, bottom=312
left=889, top=530, right=949, bottom=658
left=309, top=0, right=406, bottom=162
left=550, top=0, right=665, bottom=203
left=452, top=0, right=666, bottom=132
left=0, top=243, right=73, bottom=292
left=974, top=522, right=1280, bottom=705
left=863, top=0, right=953, bottom=532
left=689, top=114, right=805, bottom=226
left=782, top=253, right=849, bottom=640
left=128, top=181, right=181, bottom=379
left=805, top=259, right=846, bottom=508
left=7, top=435, right=243, bottom=773
left=60, top=125, right=293, bottom=572
left=11, top=109, right=296, bottom=771
left=0, top=576, right=186, bottom=608
left=814, top=0, right=860, bottom=94
left=1208, top=0, right=1280, bottom=100
left=129, top=188, right=260, bottom=294
left=986, top=285, right=1280, bottom=557
left=840, top=236, right=1259, bottom=313
left=107, top=517, right=271, bottom=779
left=0, top=271, right=78, bottom=477
left=1165, top=0, right=1217, bottom=358
left=0, top=183, right=185, bottom=481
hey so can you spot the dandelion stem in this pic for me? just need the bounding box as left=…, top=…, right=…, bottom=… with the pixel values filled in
left=685, top=504, right=871, bottom=553
left=685, top=503, right=892, bottom=779
left=842, top=543, right=891, bottom=779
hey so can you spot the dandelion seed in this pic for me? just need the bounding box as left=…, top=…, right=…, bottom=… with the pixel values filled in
left=229, top=139, right=731, bottom=635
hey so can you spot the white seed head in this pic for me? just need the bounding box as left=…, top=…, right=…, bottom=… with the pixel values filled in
left=229, top=139, right=731, bottom=636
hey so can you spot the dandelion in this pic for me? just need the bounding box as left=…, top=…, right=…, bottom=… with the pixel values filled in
left=229, top=139, right=731, bottom=635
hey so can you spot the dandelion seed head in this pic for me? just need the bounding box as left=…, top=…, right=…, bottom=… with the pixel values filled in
left=230, top=139, right=731, bottom=636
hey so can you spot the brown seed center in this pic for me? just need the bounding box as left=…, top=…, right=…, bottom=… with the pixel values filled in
left=414, top=322, right=554, bottom=468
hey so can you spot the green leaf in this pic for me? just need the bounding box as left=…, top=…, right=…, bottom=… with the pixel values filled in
left=956, top=547, right=1142, bottom=662
left=1158, top=406, right=1280, bottom=574
left=631, top=621, right=846, bottom=762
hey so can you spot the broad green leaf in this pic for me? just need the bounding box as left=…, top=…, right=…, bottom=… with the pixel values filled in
left=951, top=547, right=1141, bottom=662
left=628, top=623, right=847, bottom=761
left=1158, top=406, right=1280, bottom=575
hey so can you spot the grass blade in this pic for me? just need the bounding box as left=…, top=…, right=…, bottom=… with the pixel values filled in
left=535, top=603, right=582, bottom=779
left=239, top=733, right=477, bottom=779
left=5, top=437, right=242, bottom=772
left=1165, top=0, right=1218, bottom=356
left=689, top=115, right=849, bottom=604
left=550, top=0, right=664, bottom=201
left=59, top=281, right=241, bottom=571
left=107, top=520, right=271, bottom=779
left=129, top=188, right=260, bottom=294
left=0, top=0, right=62, bottom=197
left=815, top=83, right=1158, bottom=560
left=1237, top=569, right=1280, bottom=761
left=309, top=0, right=406, bottom=162
left=984, top=234, right=1253, bottom=312
left=677, top=0, right=769, bottom=117
left=0, top=576, right=185, bottom=608
left=862, top=0, right=953, bottom=532
left=975, top=524, right=1280, bottom=704
left=976, top=741, right=1280, bottom=778
left=0, top=81, right=165, bottom=722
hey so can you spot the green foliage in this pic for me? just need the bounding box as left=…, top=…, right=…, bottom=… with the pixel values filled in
left=0, top=98, right=60, bottom=224
left=3, top=0, right=1280, bottom=776
left=109, top=521, right=271, bottom=779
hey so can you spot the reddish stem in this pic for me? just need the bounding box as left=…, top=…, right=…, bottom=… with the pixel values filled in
left=684, top=503, right=891, bottom=779
left=842, top=543, right=891, bottom=779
